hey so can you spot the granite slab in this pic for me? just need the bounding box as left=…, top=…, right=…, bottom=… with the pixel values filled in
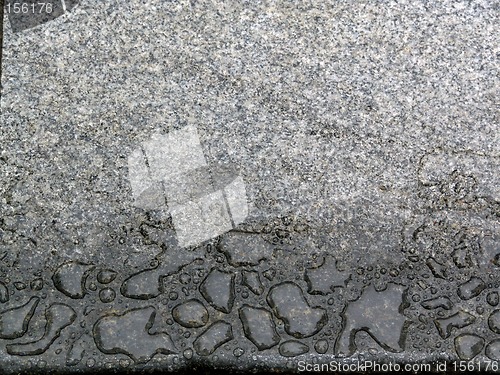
left=0, top=0, right=499, bottom=373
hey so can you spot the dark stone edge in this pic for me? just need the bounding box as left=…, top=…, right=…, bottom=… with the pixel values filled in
left=0, top=0, right=4, bottom=102
left=0, top=357, right=488, bottom=375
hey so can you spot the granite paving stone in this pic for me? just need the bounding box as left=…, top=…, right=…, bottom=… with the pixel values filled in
left=0, top=0, right=498, bottom=373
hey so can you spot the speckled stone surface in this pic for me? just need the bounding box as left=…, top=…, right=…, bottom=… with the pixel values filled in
left=0, top=0, right=499, bottom=373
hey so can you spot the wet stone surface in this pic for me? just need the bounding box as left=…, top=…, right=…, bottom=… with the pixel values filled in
left=239, top=305, right=280, bottom=350
left=267, top=282, right=328, bottom=339
left=486, top=339, right=500, bottom=361
left=0, top=0, right=499, bottom=373
left=458, top=277, right=486, bottom=301
left=93, top=306, right=177, bottom=363
left=434, top=311, right=476, bottom=339
left=193, top=321, right=233, bottom=356
left=96, top=269, right=117, bottom=285
left=279, top=340, right=309, bottom=358
left=172, top=299, right=209, bottom=328
left=455, top=334, right=485, bottom=361
left=304, top=255, right=349, bottom=295
left=52, top=262, right=94, bottom=299
left=6, top=303, right=77, bottom=356
left=0, top=297, right=39, bottom=339
left=241, top=270, right=264, bottom=296
left=336, top=283, right=410, bottom=356
left=420, top=296, right=453, bottom=310
left=199, top=268, right=235, bottom=314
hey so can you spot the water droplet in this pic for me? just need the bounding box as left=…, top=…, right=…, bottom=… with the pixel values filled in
left=88, top=282, right=98, bottom=292
left=183, top=348, right=193, bottom=359
left=14, top=282, right=27, bottom=290
left=86, top=358, right=96, bottom=368
left=233, top=347, right=244, bottom=357
left=389, top=269, right=399, bottom=277
left=169, top=292, right=178, bottom=300
left=99, top=288, right=116, bottom=303
left=180, top=273, right=191, bottom=285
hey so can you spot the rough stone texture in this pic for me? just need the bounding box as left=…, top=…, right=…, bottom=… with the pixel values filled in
left=0, top=297, right=39, bottom=339
left=455, top=334, right=485, bottom=361
left=239, top=305, right=280, bottom=350
left=172, top=299, right=209, bottom=328
left=93, top=306, right=176, bottom=363
left=0, top=0, right=499, bottom=372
